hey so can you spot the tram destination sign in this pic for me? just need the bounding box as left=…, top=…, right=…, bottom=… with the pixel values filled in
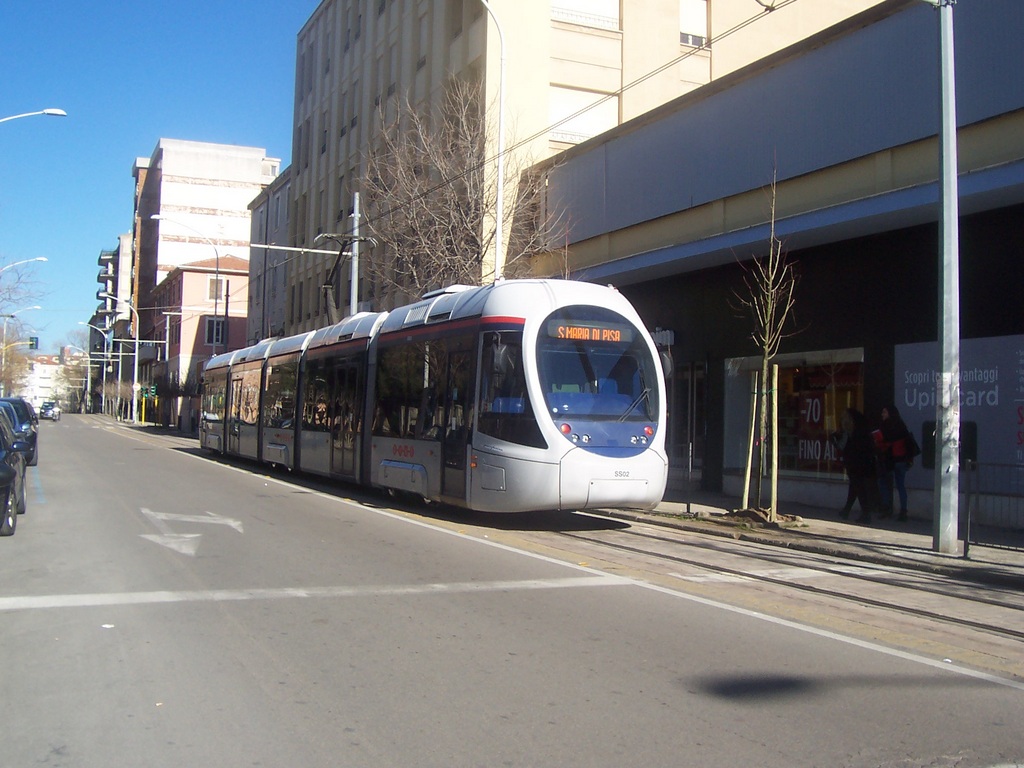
left=547, top=320, right=635, bottom=343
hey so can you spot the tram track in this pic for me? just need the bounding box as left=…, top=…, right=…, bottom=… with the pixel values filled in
left=555, top=521, right=1024, bottom=643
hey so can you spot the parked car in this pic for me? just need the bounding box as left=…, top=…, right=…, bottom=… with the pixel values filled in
left=0, top=407, right=29, bottom=536
left=0, top=397, right=37, bottom=466
left=40, top=400, right=61, bottom=421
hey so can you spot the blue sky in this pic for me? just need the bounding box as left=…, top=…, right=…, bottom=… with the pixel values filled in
left=0, top=1, right=317, bottom=353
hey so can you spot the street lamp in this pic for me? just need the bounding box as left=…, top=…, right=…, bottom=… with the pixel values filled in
left=100, top=293, right=140, bottom=425
left=150, top=214, right=223, bottom=354
left=79, top=321, right=111, bottom=415
left=0, top=305, right=41, bottom=397
left=0, top=108, right=67, bottom=125
left=0, top=256, right=48, bottom=275
left=479, top=0, right=507, bottom=281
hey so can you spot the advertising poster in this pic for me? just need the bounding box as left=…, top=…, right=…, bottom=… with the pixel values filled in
left=894, top=335, right=1024, bottom=487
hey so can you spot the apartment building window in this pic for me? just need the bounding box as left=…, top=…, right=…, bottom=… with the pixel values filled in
left=680, top=0, right=708, bottom=46
left=205, top=317, right=225, bottom=347
left=550, top=0, right=618, bottom=30
left=388, top=42, right=398, bottom=96
left=208, top=276, right=224, bottom=302
left=447, top=0, right=462, bottom=39
left=417, top=13, right=429, bottom=70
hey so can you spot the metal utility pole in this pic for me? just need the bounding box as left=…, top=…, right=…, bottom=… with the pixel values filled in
left=926, top=0, right=960, bottom=554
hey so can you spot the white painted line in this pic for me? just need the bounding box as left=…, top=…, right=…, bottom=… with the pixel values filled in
left=0, top=575, right=629, bottom=613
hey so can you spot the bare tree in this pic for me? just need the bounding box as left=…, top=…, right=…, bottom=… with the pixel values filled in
left=732, top=174, right=800, bottom=519
left=361, top=77, right=563, bottom=306
left=0, top=258, right=47, bottom=394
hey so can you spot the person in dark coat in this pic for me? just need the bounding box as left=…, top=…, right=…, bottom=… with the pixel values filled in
left=837, top=408, right=878, bottom=524
left=878, top=405, right=915, bottom=521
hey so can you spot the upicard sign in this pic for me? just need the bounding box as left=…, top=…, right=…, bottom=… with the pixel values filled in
left=895, top=334, right=1024, bottom=470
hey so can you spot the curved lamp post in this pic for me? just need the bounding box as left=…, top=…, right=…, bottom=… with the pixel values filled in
left=0, top=108, right=66, bottom=125
left=0, top=256, right=48, bottom=276
left=150, top=214, right=223, bottom=354
left=100, top=293, right=139, bottom=425
left=0, top=305, right=42, bottom=397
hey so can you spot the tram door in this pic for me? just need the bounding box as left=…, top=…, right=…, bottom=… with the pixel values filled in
left=441, top=349, right=473, bottom=501
left=330, top=361, right=361, bottom=479
left=227, top=377, right=243, bottom=455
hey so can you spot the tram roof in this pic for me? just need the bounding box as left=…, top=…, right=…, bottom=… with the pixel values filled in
left=233, top=337, right=276, bottom=364
left=378, top=284, right=490, bottom=334
left=203, top=347, right=246, bottom=372
left=266, top=329, right=316, bottom=358
left=306, top=311, right=387, bottom=352
left=378, top=279, right=634, bottom=335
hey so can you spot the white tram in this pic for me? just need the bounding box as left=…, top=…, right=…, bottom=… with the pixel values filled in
left=200, top=279, right=667, bottom=513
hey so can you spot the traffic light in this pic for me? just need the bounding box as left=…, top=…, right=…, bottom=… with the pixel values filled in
left=28, top=336, right=39, bottom=350
left=149, top=385, right=157, bottom=397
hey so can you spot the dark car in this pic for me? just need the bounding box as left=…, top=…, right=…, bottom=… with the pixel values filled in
left=40, top=400, right=61, bottom=421
left=0, top=397, right=37, bottom=466
left=0, top=407, right=29, bottom=536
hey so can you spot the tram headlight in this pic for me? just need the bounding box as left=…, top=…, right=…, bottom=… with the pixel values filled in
left=644, top=425, right=654, bottom=437
left=560, top=423, right=572, bottom=435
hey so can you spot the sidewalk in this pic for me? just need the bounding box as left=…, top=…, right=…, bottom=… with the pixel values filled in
left=603, top=489, right=1024, bottom=590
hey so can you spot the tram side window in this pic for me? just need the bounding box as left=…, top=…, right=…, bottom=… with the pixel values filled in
left=373, top=342, right=443, bottom=440
left=263, top=360, right=298, bottom=429
left=202, top=370, right=227, bottom=422
left=478, top=331, right=546, bottom=449
left=238, top=368, right=262, bottom=426
left=303, top=360, right=331, bottom=432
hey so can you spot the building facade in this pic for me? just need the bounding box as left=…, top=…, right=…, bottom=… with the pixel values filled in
left=91, top=138, right=279, bottom=425
left=247, top=166, right=293, bottom=345
left=150, top=257, right=250, bottom=431
left=283, top=0, right=883, bottom=335
left=535, top=0, right=1024, bottom=519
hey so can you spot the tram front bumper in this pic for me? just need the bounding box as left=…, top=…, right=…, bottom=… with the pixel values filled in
left=559, top=448, right=667, bottom=512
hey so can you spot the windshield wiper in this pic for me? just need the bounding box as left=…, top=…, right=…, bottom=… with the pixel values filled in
left=617, top=388, right=650, bottom=422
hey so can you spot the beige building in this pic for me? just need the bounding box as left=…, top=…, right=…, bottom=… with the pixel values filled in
left=285, top=0, right=884, bottom=335
left=90, top=139, right=279, bottom=425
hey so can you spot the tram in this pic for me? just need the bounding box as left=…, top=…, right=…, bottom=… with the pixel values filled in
left=200, top=279, right=668, bottom=513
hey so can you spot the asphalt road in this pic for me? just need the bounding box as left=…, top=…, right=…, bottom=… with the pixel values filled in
left=3, top=415, right=1022, bottom=768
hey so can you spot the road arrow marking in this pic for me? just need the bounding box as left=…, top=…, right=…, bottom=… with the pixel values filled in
left=140, top=533, right=202, bottom=556
left=142, top=510, right=244, bottom=533
left=140, top=508, right=243, bottom=556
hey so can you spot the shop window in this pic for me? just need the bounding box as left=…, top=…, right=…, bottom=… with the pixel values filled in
left=725, top=349, right=864, bottom=479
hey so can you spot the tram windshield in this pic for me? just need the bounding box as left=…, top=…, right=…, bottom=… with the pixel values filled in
left=536, top=306, right=659, bottom=421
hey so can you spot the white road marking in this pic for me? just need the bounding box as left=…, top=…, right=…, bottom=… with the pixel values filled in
left=0, top=575, right=629, bottom=612
left=670, top=564, right=882, bottom=583
left=140, top=507, right=243, bottom=556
